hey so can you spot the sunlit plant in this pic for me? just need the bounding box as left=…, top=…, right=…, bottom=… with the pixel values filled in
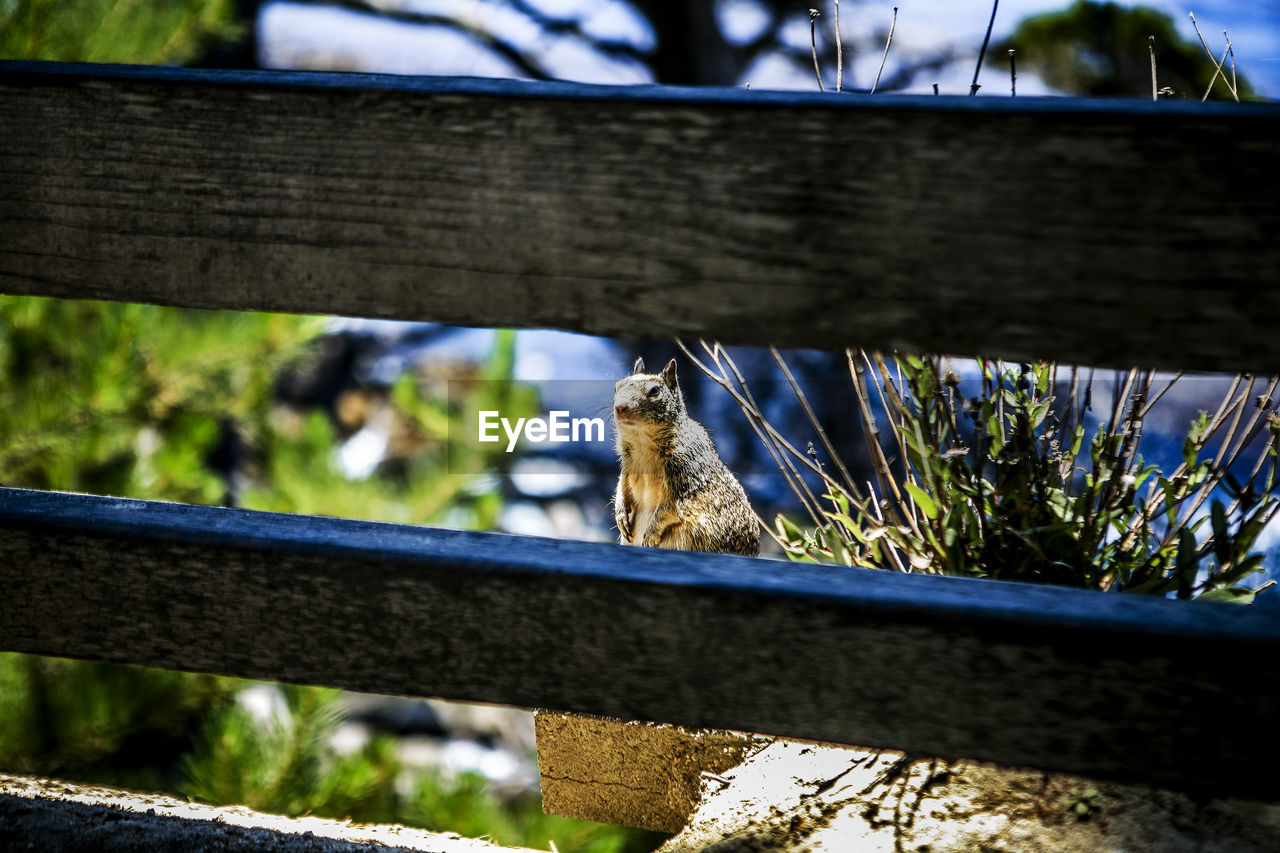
left=683, top=341, right=1280, bottom=603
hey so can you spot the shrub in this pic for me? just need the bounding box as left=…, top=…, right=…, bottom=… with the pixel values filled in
left=684, top=343, right=1279, bottom=603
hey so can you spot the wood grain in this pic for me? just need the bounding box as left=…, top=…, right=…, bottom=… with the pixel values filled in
left=3, top=487, right=1279, bottom=797
left=2, top=62, right=1279, bottom=372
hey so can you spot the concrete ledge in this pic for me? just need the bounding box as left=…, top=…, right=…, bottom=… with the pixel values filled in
left=657, top=740, right=1280, bottom=852
left=0, top=774, right=532, bottom=852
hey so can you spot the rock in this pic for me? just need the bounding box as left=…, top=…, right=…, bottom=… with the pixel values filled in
left=658, top=740, right=1280, bottom=853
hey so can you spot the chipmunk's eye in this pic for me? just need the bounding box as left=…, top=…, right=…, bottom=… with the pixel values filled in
left=646, top=384, right=661, bottom=398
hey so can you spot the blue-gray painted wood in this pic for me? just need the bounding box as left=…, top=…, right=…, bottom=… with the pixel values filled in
left=3, top=59, right=1276, bottom=117
left=2, top=487, right=1278, bottom=797
left=2, top=61, right=1279, bottom=372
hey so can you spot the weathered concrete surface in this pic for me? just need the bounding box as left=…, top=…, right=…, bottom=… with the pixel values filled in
left=0, top=773, right=534, bottom=852
left=658, top=740, right=1280, bottom=853
left=536, top=712, right=763, bottom=832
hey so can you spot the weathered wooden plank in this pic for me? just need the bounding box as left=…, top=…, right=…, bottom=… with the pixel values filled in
left=2, top=61, right=1279, bottom=373
left=2, top=487, right=1279, bottom=797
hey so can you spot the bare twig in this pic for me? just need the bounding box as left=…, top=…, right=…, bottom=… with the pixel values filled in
left=1138, top=372, right=1183, bottom=419
left=1222, top=378, right=1280, bottom=517
left=1228, top=31, right=1237, bottom=98
left=1107, top=368, right=1138, bottom=437
left=1121, top=371, right=1152, bottom=477
left=679, top=340, right=853, bottom=537
left=809, top=9, right=825, bottom=92
left=1201, top=41, right=1233, bottom=102
left=970, top=0, right=999, bottom=96
left=867, top=353, right=927, bottom=543
left=936, top=357, right=961, bottom=443
left=1190, top=12, right=1239, bottom=100
left=833, top=0, right=844, bottom=93
left=992, top=359, right=1006, bottom=437
left=1189, top=13, right=1214, bottom=59
left=846, top=357, right=910, bottom=569
left=771, top=347, right=864, bottom=503
left=849, top=352, right=914, bottom=533
left=1186, top=376, right=1276, bottom=517
left=1131, top=374, right=1249, bottom=549
left=1208, top=376, right=1269, bottom=481
left=1008, top=49, right=1016, bottom=97
left=1148, top=35, right=1158, bottom=101
left=869, top=353, right=910, bottom=463
left=1223, top=32, right=1239, bottom=102
left=710, top=345, right=832, bottom=528
left=1061, top=366, right=1081, bottom=459
left=870, top=7, right=898, bottom=95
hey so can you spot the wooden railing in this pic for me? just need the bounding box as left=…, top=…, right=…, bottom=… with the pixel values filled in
left=3, top=61, right=1280, bottom=836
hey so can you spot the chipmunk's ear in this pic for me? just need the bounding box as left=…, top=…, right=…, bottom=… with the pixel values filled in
left=632, top=357, right=646, bottom=375
left=661, top=358, right=678, bottom=390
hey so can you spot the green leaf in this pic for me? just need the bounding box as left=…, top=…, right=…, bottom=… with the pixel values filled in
left=1234, top=505, right=1276, bottom=558
left=1176, top=529, right=1198, bottom=600
left=1125, top=574, right=1178, bottom=596
left=1030, top=400, right=1052, bottom=429
left=1034, top=363, right=1051, bottom=396
left=904, top=482, right=938, bottom=520
left=776, top=514, right=805, bottom=543
left=986, top=415, right=1004, bottom=454
left=1196, top=586, right=1257, bottom=605
left=821, top=510, right=850, bottom=526
left=1210, top=554, right=1266, bottom=589
left=827, top=533, right=851, bottom=566
left=822, top=511, right=863, bottom=536
left=1210, top=500, right=1230, bottom=568
left=1132, top=463, right=1156, bottom=492
left=1069, top=425, right=1085, bottom=459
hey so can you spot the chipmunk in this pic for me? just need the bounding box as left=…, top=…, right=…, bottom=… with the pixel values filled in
left=612, top=357, right=760, bottom=556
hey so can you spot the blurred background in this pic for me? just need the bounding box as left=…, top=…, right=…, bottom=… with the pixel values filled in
left=3, top=0, right=1277, bottom=96
left=2, top=2, right=1278, bottom=851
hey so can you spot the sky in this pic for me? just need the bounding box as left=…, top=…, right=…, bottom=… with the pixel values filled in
left=256, top=0, right=1280, bottom=97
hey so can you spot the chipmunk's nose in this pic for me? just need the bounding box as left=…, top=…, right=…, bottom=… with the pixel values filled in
left=614, top=404, right=629, bottom=418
